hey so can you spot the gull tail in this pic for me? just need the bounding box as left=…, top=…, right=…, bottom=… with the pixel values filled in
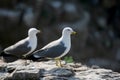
left=26, top=54, right=45, bottom=61
left=26, top=54, right=39, bottom=61
left=25, top=49, right=47, bottom=61
left=0, top=51, right=11, bottom=57
left=0, top=51, right=5, bottom=56
left=0, top=51, right=18, bottom=63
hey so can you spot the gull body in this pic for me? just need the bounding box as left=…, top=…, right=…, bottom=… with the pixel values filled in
left=0, top=28, right=40, bottom=62
left=28, top=27, right=76, bottom=67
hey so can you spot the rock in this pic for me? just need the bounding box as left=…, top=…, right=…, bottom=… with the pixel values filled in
left=76, top=68, right=120, bottom=80
left=5, top=60, right=28, bottom=73
left=11, top=67, right=40, bottom=80
left=41, top=76, right=80, bottom=80
left=0, top=72, right=9, bottom=80
left=0, top=60, right=120, bottom=80
left=86, top=58, right=120, bottom=72
left=0, top=61, right=7, bottom=72
left=44, top=68, right=74, bottom=77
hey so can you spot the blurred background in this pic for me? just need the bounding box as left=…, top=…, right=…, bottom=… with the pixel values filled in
left=0, top=0, right=120, bottom=72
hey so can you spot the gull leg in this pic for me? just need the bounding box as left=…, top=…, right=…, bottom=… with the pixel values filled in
left=59, top=59, right=62, bottom=67
left=55, top=58, right=60, bottom=66
left=55, top=58, right=63, bottom=67
left=55, top=59, right=58, bottom=66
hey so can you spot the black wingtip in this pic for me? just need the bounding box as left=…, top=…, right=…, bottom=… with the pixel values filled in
left=0, top=51, right=12, bottom=57
left=26, top=54, right=46, bottom=61
left=2, top=56, right=18, bottom=63
left=0, top=51, right=18, bottom=63
left=26, top=55, right=39, bottom=61
left=0, top=51, right=5, bottom=56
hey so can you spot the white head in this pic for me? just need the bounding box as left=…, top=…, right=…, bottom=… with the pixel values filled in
left=28, top=28, right=40, bottom=36
left=62, top=27, right=76, bottom=35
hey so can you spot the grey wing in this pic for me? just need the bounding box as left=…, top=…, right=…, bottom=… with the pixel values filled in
left=33, top=42, right=66, bottom=58
left=4, top=40, right=31, bottom=58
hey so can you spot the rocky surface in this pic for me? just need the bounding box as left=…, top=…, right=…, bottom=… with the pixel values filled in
left=0, top=60, right=120, bottom=80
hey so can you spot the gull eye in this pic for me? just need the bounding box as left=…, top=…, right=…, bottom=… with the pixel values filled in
left=67, top=29, right=71, bottom=31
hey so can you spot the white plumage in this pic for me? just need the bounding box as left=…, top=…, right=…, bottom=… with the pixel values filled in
left=29, top=27, right=76, bottom=67
left=1, top=28, right=40, bottom=62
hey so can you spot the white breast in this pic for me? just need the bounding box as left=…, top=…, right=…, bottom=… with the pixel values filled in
left=58, top=36, right=71, bottom=58
left=25, top=36, right=37, bottom=56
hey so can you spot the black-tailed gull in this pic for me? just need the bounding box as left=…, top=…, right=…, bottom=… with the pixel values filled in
left=28, top=27, right=76, bottom=67
left=0, top=28, right=40, bottom=62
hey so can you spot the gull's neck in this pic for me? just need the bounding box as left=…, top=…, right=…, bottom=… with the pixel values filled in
left=29, top=33, right=37, bottom=39
left=60, top=32, right=71, bottom=46
left=58, top=32, right=71, bottom=58
left=28, top=34, right=37, bottom=44
left=26, top=33, right=37, bottom=56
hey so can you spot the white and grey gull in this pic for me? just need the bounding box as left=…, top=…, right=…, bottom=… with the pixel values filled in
left=0, top=28, right=40, bottom=62
left=27, top=27, right=76, bottom=67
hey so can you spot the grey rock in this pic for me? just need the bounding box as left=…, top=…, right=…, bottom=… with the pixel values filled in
left=5, top=60, right=28, bottom=73
left=12, top=67, right=40, bottom=80
left=41, top=76, right=80, bottom=80
left=76, top=68, right=120, bottom=80
left=44, top=68, right=74, bottom=77
left=0, top=60, right=120, bottom=80
left=0, top=62, right=7, bottom=72
left=0, top=72, right=9, bottom=80
left=87, top=58, right=120, bottom=72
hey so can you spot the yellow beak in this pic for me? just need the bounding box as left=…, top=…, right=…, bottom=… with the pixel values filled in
left=37, top=30, right=41, bottom=33
left=72, top=31, right=76, bottom=35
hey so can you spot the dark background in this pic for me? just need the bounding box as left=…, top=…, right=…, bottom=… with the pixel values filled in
left=0, top=0, right=120, bottom=72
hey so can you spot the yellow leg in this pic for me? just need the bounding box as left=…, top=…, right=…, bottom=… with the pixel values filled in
left=55, top=58, right=62, bottom=67
left=58, top=59, right=62, bottom=67
left=55, top=59, right=59, bottom=66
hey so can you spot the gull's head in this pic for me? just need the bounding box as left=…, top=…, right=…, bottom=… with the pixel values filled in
left=62, top=27, right=76, bottom=35
left=28, top=28, right=40, bottom=36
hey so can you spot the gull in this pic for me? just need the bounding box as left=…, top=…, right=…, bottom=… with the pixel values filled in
left=0, top=28, right=40, bottom=63
left=28, top=27, right=76, bottom=67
